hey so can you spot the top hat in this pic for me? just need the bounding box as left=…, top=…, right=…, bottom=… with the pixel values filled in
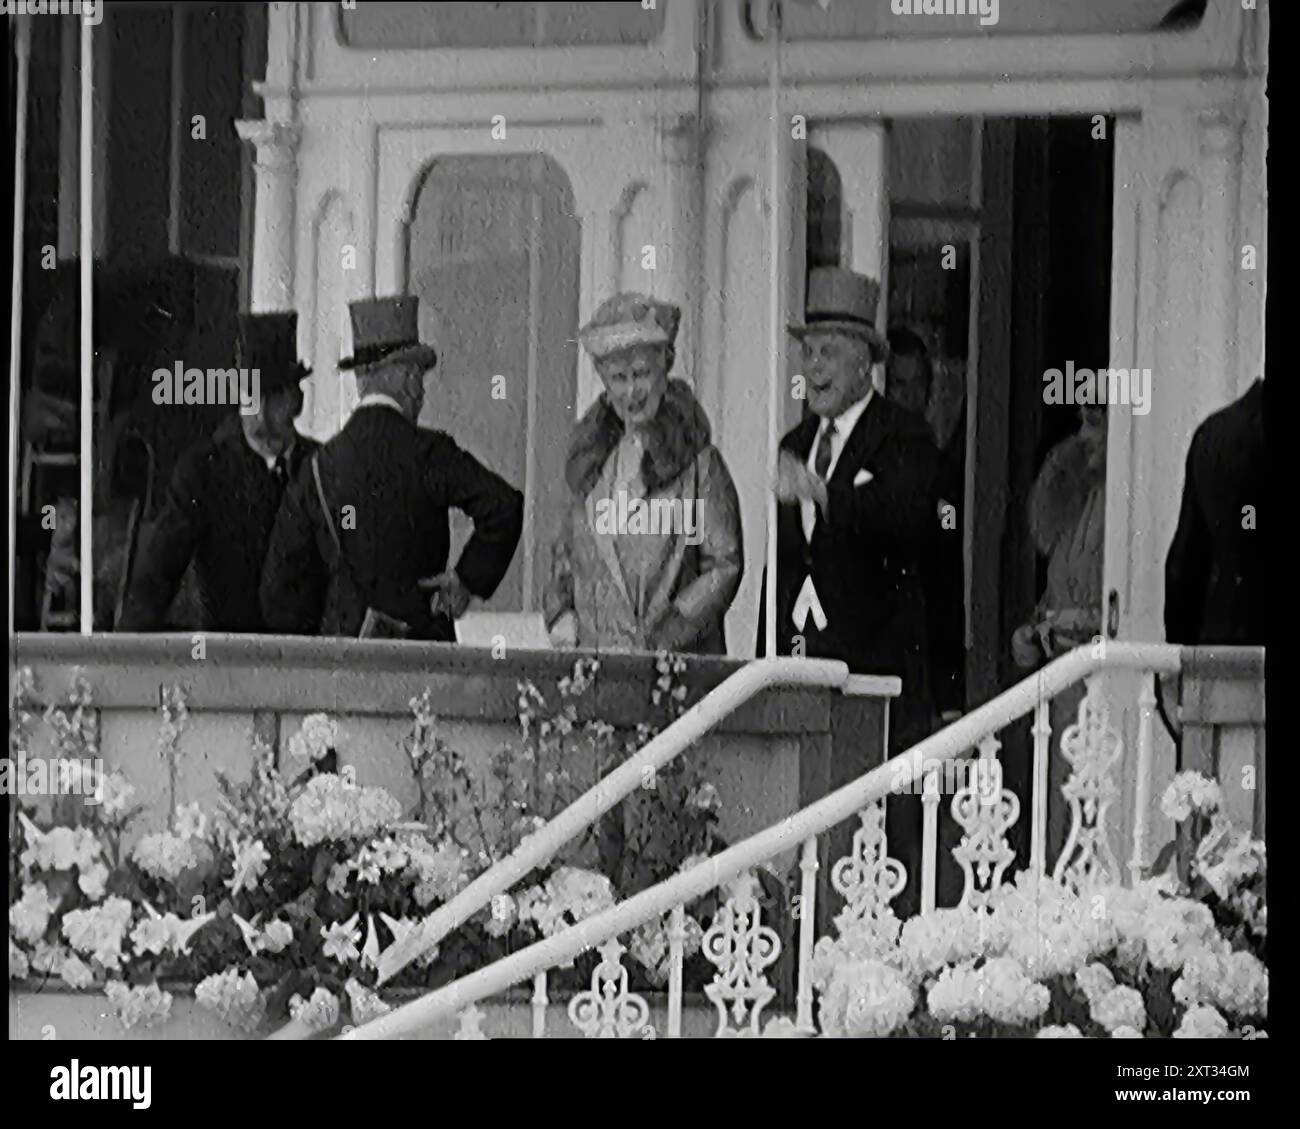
left=788, top=267, right=888, bottom=355
left=339, top=296, right=439, bottom=373
left=235, top=312, right=312, bottom=393
left=579, top=292, right=681, bottom=361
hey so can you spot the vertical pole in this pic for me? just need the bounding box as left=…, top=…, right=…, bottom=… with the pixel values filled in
left=763, top=0, right=783, bottom=659
left=921, top=768, right=939, bottom=913
left=794, top=835, right=818, bottom=1032
left=1129, top=672, right=1157, bottom=884
left=9, top=20, right=31, bottom=636
left=666, top=905, right=686, bottom=1038
left=1031, top=693, right=1051, bottom=877
left=530, top=969, right=547, bottom=1038
left=79, top=18, right=94, bottom=635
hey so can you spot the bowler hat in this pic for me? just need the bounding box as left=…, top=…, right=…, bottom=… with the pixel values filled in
left=235, top=312, right=312, bottom=393
left=789, top=267, right=888, bottom=355
left=339, top=296, right=439, bottom=373
left=579, top=292, right=681, bottom=361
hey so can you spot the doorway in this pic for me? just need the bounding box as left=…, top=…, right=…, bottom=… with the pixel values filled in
left=405, top=153, right=580, bottom=613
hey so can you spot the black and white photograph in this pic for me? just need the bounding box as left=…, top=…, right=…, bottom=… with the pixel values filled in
left=4, top=0, right=1271, bottom=1095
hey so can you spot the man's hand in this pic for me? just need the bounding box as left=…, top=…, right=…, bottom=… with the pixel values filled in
left=1011, top=623, right=1041, bottom=669
left=775, top=450, right=827, bottom=511
left=418, top=571, right=472, bottom=620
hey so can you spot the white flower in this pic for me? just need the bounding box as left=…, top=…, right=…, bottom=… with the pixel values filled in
left=9, top=882, right=59, bottom=944
left=61, top=896, right=133, bottom=971
left=288, top=713, right=339, bottom=764
left=196, top=968, right=265, bottom=1032
left=687, top=782, right=720, bottom=811
left=131, top=915, right=174, bottom=957
left=1074, top=963, right=1116, bottom=1007
left=1174, top=1004, right=1230, bottom=1039
left=1092, top=986, right=1146, bottom=1034
left=406, top=837, right=470, bottom=907
left=485, top=893, right=517, bottom=938
left=19, top=817, right=103, bottom=873
left=344, top=978, right=392, bottom=1025
left=30, top=940, right=69, bottom=974
left=288, top=773, right=402, bottom=847
left=132, top=829, right=200, bottom=883
left=261, top=920, right=294, bottom=954
left=104, top=981, right=173, bottom=1029
left=99, top=770, right=136, bottom=819
left=288, top=987, right=340, bottom=1032
left=226, top=838, right=271, bottom=895
left=899, top=907, right=998, bottom=979
left=9, top=939, right=30, bottom=980
left=928, top=958, right=1049, bottom=1028
left=77, top=861, right=109, bottom=901
left=1160, top=772, right=1222, bottom=823
left=327, top=862, right=351, bottom=897
left=174, top=801, right=207, bottom=841
left=820, top=959, right=915, bottom=1037
left=321, top=914, right=362, bottom=964
left=60, top=954, right=95, bottom=990
left=1037, top=1024, right=1084, bottom=1038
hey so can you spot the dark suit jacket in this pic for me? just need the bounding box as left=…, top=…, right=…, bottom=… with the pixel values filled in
left=760, top=394, right=940, bottom=747
left=119, top=422, right=318, bottom=632
left=1165, top=379, right=1265, bottom=645
left=259, top=404, right=524, bottom=640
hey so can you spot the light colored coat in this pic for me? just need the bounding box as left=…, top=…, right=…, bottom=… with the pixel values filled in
left=544, top=380, right=742, bottom=654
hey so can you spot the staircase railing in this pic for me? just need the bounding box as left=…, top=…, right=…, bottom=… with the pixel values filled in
left=343, top=642, right=1190, bottom=1040
left=372, top=656, right=853, bottom=981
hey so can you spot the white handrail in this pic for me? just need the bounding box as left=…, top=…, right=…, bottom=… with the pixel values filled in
left=373, top=656, right=851, bottom=984
left=343, top=642, right=1182, bottom=1040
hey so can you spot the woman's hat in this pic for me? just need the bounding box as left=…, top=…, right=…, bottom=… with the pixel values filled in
left=579, top=292, right=681, bottom=361
left=235, top=311, right=312, bottom=393
left=339, top=296, right=439, bottom=373
left=789, top=267, right=888, bottom=355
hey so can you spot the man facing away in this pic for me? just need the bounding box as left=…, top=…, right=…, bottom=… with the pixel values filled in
left=119, top=312, right=317, bottom=632
left=1165, top=377, right=1265, bottom=648
left=759, top=267, right=943, bottom=917
left=260, top=296, right=524, bottom=640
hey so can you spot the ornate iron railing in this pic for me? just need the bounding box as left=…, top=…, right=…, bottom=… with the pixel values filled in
left=342, top=642, right=1218, bottom=1040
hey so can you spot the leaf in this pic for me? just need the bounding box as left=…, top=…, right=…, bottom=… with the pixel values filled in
left=311, top=847, right=335, bottom=888
left=1147, top=839, right=1177, bottom=878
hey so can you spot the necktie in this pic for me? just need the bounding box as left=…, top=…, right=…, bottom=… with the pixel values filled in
left=813, top=421, right=836, bottom=481
left=272, top=456, right=289, bottom=489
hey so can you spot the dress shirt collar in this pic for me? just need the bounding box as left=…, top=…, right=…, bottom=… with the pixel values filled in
left=816, top=388, right=874, bottom=448
left=356, top=392, right=408, bottom=417
left=242, top=429, right=296, bottom=472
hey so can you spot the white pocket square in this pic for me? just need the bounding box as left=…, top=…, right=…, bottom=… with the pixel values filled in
left=853, top=469, right=875, bottom=487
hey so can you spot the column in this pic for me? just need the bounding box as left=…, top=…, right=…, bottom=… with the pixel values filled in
left=235, top=119, right=302, bottom=312
left=661, top=111, right=707, bottom=385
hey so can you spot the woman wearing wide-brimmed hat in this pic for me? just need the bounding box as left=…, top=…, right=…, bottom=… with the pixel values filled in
left=543, top=293, right=743, bottom=654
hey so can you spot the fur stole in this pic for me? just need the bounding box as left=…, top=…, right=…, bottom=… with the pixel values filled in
left=565, top=378, right=712, bottom=497
left=1029, top=432, right=1105, bottom=556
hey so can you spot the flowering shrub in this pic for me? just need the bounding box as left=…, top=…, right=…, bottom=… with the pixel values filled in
left=809, top=774, right=1267, bottom=1038
left=9, top=657, right=726, bottom=1033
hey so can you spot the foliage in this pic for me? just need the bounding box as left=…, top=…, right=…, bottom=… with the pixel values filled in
left=809, top=774, right=1267, bottom=1039
left=8, top=656, right=729, bottom=1033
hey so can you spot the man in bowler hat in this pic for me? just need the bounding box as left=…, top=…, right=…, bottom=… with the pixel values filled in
left=119, top=312, right=317, bottom=632
left=759, top=267, right=942, bottom=917
left=260, top=296, right=524, bottom=640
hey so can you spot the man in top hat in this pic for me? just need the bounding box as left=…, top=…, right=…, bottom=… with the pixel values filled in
left=760, top=266, right=942, bottom=916
left=119, top=312, right=318, bottom=631
left=259, top=296, right=524, bottom=640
